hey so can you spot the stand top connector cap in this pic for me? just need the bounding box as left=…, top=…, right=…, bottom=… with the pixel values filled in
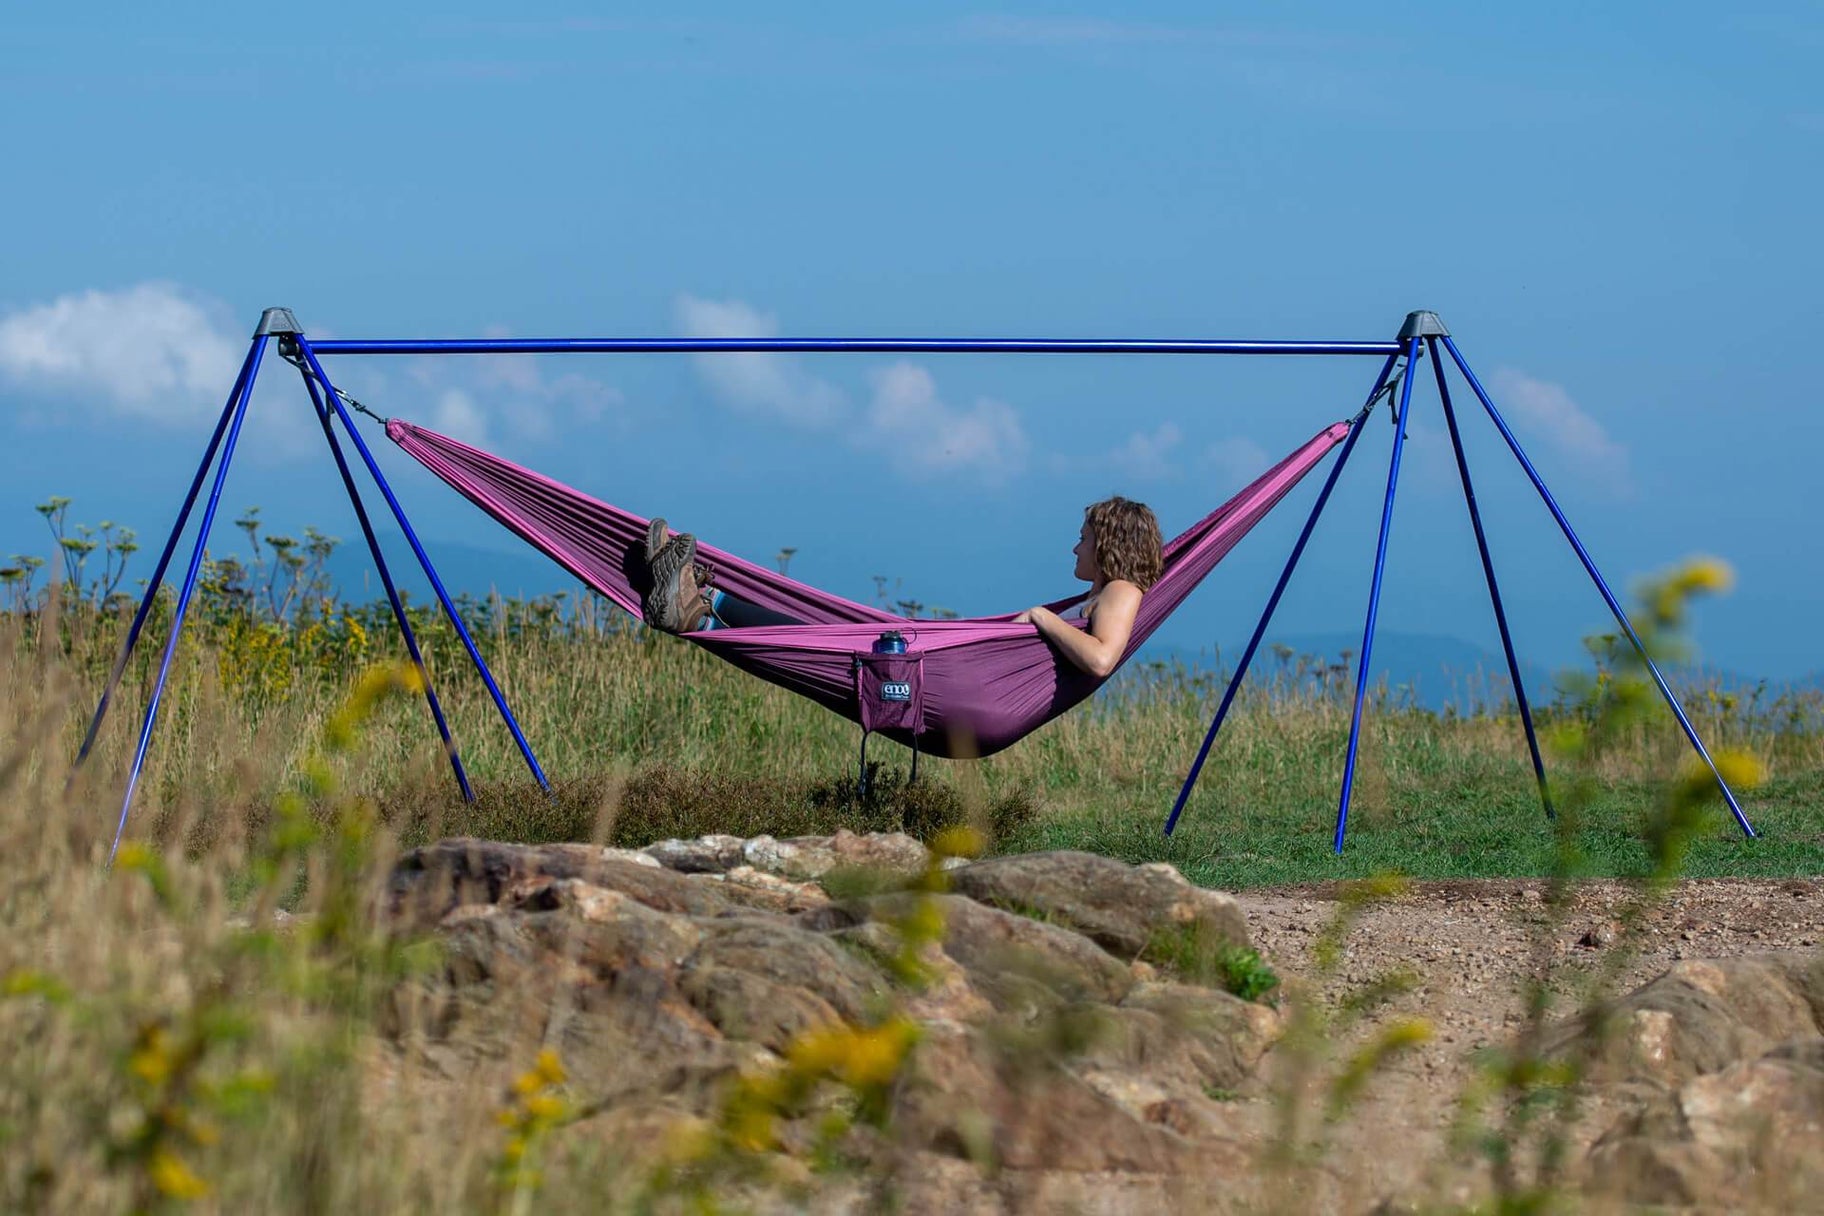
left=254, top=307, right=302, bottom=337
left=1398, top=310, right=1449, bottom=339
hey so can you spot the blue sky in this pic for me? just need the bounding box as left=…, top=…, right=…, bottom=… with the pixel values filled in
left=3, top=3, right=1820, bottom=679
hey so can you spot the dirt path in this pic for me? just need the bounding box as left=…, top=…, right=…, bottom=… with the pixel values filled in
left=1231, top=877, right=1824, bottom=1208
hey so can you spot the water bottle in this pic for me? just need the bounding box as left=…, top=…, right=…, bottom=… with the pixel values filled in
left=872, top=630, right=907, bottom=655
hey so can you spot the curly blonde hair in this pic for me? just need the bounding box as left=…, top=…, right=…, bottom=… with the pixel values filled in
left=1084, top=496, right=1162, bottom=591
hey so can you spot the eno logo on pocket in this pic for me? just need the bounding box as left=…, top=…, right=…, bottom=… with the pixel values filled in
left=879, top=681, right=912, bottom=702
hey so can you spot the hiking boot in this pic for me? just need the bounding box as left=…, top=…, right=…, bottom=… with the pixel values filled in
left=643, top=530, right=705, bottom=632
left=644, top=517, right=672, bottom=564
left=678, top=564, right=714, bottom=633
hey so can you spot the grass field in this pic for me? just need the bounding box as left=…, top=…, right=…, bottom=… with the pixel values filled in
left=9, top=573, right=1818, bottom=888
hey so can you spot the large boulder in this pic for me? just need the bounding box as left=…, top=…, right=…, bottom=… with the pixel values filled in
left=385, top=835, right=1278, bottom=1211
left=1568, top=951, right=1824, bottom=1208
left=860, top=891, right=1137, bottom=1007
left=947, top=851, right=1250, bottom=962
left=1568, top=952, right=1824, bottom=1086
left=1096, top=981, right=1284, bottom=1095
left=1588, top=1039, right=1824, bottom=1208
left=891, top=1022, right=1197, bottom=1175
left=390, top=837, right=735, bottom=928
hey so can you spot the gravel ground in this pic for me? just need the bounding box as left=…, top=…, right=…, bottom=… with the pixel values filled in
left=1228, top=876, right=1824, bottom=1208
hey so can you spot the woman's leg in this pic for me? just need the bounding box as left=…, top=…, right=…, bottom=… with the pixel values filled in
left=700, top=589, right=802, bottom=630
left=645, top=517, right=801, bottom=632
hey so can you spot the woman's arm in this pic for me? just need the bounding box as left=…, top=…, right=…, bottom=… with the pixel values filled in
left=1013, top=580, right=1143, bottom=677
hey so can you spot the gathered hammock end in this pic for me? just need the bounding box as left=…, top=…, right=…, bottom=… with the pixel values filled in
left=387, top=419, right=1351, bottom=758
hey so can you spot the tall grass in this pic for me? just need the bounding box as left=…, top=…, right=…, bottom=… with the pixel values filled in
left=7, top=575, right=1822, bottom=883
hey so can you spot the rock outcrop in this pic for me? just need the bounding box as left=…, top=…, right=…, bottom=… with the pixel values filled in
left=1576, top=952, right=1824, bottom=1208
left=386, top=835, right=1281, bottom=1210
left=384, top=835, right=1824, bottom=1211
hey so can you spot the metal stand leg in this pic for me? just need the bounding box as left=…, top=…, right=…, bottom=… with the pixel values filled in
left=292, top=336, right=550, bottom=791
left=109, top=334, right=270, bottom=862
left=1439, top=337, right=1755, bottom=838
left=296, top=373, right=475, bottom=802
left=1427, top=338, right=1553, bottom=818
left=74, top=348, right=256, bottom=775
left=1335, top=335, right=1424, bottom=853
left=1164, top=354, right=1401, bottom=836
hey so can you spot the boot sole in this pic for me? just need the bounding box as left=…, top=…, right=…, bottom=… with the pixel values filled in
left=643, top=532, right=698, bottom=631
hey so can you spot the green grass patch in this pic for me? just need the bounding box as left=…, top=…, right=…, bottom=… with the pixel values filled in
left=1141, top=922, right=1282, bottom=1002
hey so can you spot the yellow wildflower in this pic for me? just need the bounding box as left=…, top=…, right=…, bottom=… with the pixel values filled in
left=523, top=1093, right=567, bottom=1122
left=148, top=1148, right=209, bottom=1200
left=931, top=825, right=985, bottom=861
left=1379, top=1017, right=1434, bottom=1050
left=726, top=1103, right=776, bottom=1153
left=1677, top=557, right=1733, bottom=595
left=786, top=1025, right=852, bottom=1076
left=533, top=1048, right=566, bottom=1086
left=1678, top=748, right=1765, bottom=801
left=1711, top=748, right=1766, bottom=790
left=129, top=1025, right=174, bottom=1086
left=840, top=1021, right=917, bottom=1088
left=114, top=842, right=156, bottom=872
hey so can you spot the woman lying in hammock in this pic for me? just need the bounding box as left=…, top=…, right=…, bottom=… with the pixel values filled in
left=640, top=496, right=1163, bottom=678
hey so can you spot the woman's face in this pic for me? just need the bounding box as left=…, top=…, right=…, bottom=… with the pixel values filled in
left=1073, top=521, right=1101, bottom=583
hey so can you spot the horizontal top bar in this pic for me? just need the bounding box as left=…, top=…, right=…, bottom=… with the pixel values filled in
left=303, top=337, right=1402, bottom=357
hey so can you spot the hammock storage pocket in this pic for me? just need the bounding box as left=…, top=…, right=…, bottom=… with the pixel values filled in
left=853, top=649, right=925, bottom=792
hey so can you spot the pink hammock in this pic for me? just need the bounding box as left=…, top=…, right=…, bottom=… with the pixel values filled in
left=388, top=418, right=1351, bottom=757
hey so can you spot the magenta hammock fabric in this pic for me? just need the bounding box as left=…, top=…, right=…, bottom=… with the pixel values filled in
left=387, top=418, right=1350, bottom=757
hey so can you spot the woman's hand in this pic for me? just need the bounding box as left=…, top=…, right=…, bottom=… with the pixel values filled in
left=1012, top=608, right=1037, bottom=625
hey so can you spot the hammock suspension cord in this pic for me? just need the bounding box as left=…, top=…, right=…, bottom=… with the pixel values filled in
left=281, top=345, right=391, bottom=426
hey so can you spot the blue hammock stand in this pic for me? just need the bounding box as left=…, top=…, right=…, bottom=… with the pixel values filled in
left=76, top=307, right=1757, bottom=862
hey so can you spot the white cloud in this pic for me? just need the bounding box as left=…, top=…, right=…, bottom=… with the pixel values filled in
left=395, top=330, right=624, bottom=446
left=466, top=357, right=621, bottom=443
left=0, top=283, right=241, bottom=424
left=0, top=282, right=625, bottom=464
left=865, top=362, right=1028, bottom=482
left=675, top=294, right=847, bottom=426
left=1109, top=422, right=1183, bottom=481
left=677, top=294, right=1033, bottom=485
left=1489, top=368, right=1632, bottom=496
left=431, top=389, right=491, bottom=448
left=1203, top=435, right=1270, bottom=491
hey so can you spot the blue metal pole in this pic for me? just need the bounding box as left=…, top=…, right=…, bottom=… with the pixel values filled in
left=1426, top=338, right=1553, bottom=818
left=295, top=371, right=475, bottom=802
left=109, top=335, right=269, bottom=862
left=1164, top=354, right=1401, bottom=837
left=1334, top=336, right=1424, bottom=853
left=1440, top=337, right=1756, bottom=838
left=291, top=337, right=550, bottom=792
left=74, top=346, right=255, bottom=773
left=309, top=337, right=1402, bottom=358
